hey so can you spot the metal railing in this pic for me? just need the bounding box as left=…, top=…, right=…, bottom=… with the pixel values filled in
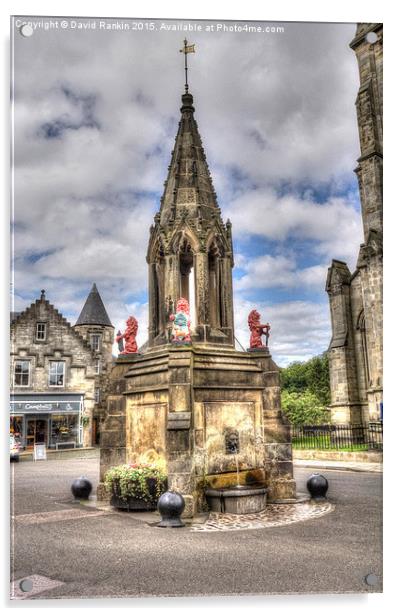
left=290, top=422, right=383, bottom=451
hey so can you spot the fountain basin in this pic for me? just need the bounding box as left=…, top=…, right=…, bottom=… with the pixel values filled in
left=205, top=484, right=267, bottom=514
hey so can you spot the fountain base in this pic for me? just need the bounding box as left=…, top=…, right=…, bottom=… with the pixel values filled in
left=205, top=484, right=267, bottom=514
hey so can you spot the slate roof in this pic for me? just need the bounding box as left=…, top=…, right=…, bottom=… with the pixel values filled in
left=75, top=283, right=113, bottom=327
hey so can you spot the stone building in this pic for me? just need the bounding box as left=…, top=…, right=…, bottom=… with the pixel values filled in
left=10, top=285, right=113, bottom=449
left=326, top=23, right=383, bottom=424
left=98, top=76, right=296, bottom=515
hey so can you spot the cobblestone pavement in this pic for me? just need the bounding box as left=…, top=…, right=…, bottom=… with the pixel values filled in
left=294, top=459, right=382, bottom=473
left=190, top=500, right=334, bottom=532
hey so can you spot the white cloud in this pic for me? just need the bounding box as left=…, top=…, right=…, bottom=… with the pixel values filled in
left=235, top=254, right=329, bottom=292
left=11, top=19, right=361, bottom=363
left=227, top=190, right=362, bottom=269
left=233, top=295, right=331, bottom=366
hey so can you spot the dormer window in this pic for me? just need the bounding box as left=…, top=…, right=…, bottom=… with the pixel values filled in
left=36, top=322, right=47, bottom=341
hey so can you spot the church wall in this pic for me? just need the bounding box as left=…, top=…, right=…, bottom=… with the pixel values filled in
left=359, top=255, right=383, bottom=420
left=327, top=24, right=383, bottom=424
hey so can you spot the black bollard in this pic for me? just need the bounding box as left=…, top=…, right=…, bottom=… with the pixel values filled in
left=71, top=476, right=92, bottom=500
left=306, top=473, right=329, bottom=500
left=157, top=490, right=185, bottom=527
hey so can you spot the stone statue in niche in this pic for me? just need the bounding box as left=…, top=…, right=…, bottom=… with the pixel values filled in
left=170, top=298, right=191, bottom=344
left=116, top=316, right=138, bottom=354
left=248, top=309, right=271, bottom=349
left=225, top=429, right=240, bottom=454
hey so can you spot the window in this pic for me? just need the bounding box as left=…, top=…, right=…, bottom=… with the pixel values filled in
left=36, top=322, right=47, bottom=341
left=95, top=359, right=101, bottom=374
left=14, top=360, right=30, bottom=386
left=49, top=361, right=65, bottom=387
left=90, top=334, right=101, bottom=351
left=95, top=388, right=101, bottom=404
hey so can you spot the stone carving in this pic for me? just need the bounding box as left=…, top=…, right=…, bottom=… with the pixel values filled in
left=225, top=429, right=240, bottom=454
left=248, top=310, right=271, bottom=349
left=116, top=317, right=138, bottom=354
left=170, top=298, right=191, bottom=343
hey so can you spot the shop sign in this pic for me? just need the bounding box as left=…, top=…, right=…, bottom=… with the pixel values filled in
left=34, top=443, right=47, bottom=461
left=10, top=401, right=81, bottom=413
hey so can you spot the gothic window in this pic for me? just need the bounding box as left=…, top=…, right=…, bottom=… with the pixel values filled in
left=357, top=311, right=370, bottom=387
left=14, top=360, right=30, bottom=387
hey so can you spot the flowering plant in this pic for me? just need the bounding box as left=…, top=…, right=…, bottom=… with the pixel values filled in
left=104, top=463, right=167, bottom=503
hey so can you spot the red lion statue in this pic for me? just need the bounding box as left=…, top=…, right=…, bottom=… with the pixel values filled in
left=170, top=298, right=191, bottom=343
left=116, top=316, right=138, bottom=354
left=248, top=309, right=271, bottom=349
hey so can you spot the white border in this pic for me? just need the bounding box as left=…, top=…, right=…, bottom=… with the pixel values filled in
left=2, top=1, right=394, bottom=615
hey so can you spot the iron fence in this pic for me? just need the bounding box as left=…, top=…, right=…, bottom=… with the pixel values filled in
left=290, top=422, right=383, bottom=451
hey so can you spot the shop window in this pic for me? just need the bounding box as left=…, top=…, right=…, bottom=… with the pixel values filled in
left=14, top=360, right=30, bottom=386
left=36, top=322, right=47, bottom=341
left=90, top=334, right=101, bottom=351
left=50, top=414, right=79, bottom=447
left=49, top=361, right=65, bottom=387
left=10, top=416, right=23, bottom=438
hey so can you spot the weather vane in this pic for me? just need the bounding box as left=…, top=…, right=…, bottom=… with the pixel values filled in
left=179, top=38, right=195, bottom=93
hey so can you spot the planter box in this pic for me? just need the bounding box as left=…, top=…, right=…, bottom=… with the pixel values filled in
left=110, top=477, right=168, bottom=511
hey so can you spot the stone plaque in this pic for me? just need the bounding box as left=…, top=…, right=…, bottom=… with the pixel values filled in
left=126, top=402, right=166, bottom=466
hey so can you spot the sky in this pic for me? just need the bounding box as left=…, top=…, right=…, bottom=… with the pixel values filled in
left=11, top=17, right=363, bottom=365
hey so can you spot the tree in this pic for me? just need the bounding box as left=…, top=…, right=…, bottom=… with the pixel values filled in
left=281, top=390, right=329, bottom=425
left=280, top=353, right=331, bottom=424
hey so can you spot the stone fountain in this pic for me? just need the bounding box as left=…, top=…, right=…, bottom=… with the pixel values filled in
left=205, top=429, right=267, bottom=514
left=97, top=57, right=296, bottom=517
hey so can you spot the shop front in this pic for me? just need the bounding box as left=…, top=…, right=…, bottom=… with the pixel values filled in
left=10, top=394, right=84, bottom=450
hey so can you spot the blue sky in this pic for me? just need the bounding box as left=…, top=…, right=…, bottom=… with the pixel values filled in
left=11, top=17, right=363, bottom=365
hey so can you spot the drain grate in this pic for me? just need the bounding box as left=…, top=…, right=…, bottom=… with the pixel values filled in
left=11, top=575, right=65, bottom=600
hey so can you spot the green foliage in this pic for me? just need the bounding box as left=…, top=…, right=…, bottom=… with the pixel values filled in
left=305, top=354, right=331, bottom=406
left=281, top=390, right=330, bottom=425
left=280, top=353, right=331, bottom=425
left=281, top=353, right=331, bottom=406
left=104, top=464, right=167, bottom=502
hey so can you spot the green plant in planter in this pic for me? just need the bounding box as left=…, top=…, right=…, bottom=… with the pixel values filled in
left=80, top=415, right=90, bottom=428
left=104, top=463, right=167, bottom=503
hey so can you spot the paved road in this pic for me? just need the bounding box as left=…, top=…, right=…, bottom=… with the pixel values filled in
left=10, top=458, right=383, bottom=598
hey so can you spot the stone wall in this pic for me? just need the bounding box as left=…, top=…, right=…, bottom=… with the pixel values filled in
left=98, top=345, right=296, bottom=516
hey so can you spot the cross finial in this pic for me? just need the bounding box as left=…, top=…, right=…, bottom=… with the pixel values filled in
left=179, top=39, right=195, bottom=93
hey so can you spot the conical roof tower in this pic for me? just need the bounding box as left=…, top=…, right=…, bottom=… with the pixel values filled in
left=147, top=50, right=235, bottom=348
left=75, top=283, right=112, bottom=327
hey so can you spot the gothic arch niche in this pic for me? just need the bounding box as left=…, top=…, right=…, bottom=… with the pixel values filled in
left=208, top=239, right=225, bottom=330
left=178, top=238, right=197, bottom=327
left=149, top=241, right=166, bottom=341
